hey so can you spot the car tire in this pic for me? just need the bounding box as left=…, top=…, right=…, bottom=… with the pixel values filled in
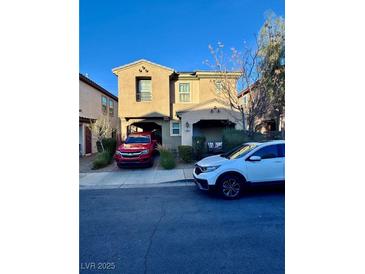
left=217, top=174, right=245, bottom=200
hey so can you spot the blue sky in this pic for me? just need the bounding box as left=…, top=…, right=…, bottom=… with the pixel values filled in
left=80, top=0, right=284, bottom=96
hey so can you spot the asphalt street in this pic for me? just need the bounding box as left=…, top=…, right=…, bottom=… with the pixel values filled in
left=80, top=185, right=284, bottom=274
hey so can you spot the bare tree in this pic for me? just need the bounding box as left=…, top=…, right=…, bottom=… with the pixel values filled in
left=206, top=12, right=285, bottom=133
left=87, top=116, right=113, bottom=152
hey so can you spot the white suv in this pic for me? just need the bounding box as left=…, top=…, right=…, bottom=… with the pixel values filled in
left=193, top=140, right=285, bottom=199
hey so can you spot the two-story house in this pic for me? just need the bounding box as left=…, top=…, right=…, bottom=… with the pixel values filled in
left=79, top=73, right=118, bottom=156
left=112, top=59, right=242, bottom=149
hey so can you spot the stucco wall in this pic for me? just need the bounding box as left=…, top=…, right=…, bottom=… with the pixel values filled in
left=179, top=100, right=243, bottom=146
left=161, top=121, right=181, bottom=150
left=114, top=61, right=173, bottom=119
left=172, top=77, right=238, bottom=119
left=79, top=80, right=119, bottom=129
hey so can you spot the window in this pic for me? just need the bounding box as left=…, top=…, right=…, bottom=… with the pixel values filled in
left=179, top=83, right=191, bottom=102
left=101, top=96, right=107, bottom=114
left=243, top=96, right=247, bottom=105
left=136, top=78, right=152, bottom=101
left=171, top=121, right=180, bottom=136
left=109, top=99, right=114, bottom=116
left=251, top=145, right=279, bottom=159
left=215, top=80, right=223, bottom=92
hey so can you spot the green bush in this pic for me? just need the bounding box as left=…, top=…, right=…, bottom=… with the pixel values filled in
left=101, top=138, right=117, bottom=157
left=158, top=145, right=176, bottom=169
left=222, top=129, right=284, bottom=152
left=96, top=138, right=117, bottom=157
left=178, top=145, right=193, bottom=163
left=192, top=136, right=206, bottom=160
left=96, top=141, right=102, bottom=153
left=92, top=151, right=112, bottom=169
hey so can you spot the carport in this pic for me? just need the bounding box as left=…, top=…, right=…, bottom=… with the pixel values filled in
left=127, top=121, right=162, bottom=144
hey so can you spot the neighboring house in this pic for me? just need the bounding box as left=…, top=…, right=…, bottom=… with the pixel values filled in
left=79, top=73, right=118, bottom=156
left=112, top=59, right=242, bottom=149
left=237, top=87, right=285, bottom=133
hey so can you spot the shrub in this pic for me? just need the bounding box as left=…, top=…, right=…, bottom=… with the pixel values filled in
left=178, top=145, right=193, bottom=163
left=158, top=145, right=176, bottom=169
left=222, top=129, right=251, bottom=152
left=192, top=136, right=206, bottom=160
left=222, top=129, right=284, bottom=152
left=96, top=138, right=117, bottom=157
left=101, top=138, right=117, bottom=157
left=92, top=151, right=111, bottom=169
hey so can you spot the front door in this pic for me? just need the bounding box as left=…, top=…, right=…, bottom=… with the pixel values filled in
left=85, top=126, right=92, bottom=154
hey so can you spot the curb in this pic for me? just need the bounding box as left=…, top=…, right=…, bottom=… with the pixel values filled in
left=160, top=179, right=194, bottom=184
left=80, top=179, right=195, bottom=190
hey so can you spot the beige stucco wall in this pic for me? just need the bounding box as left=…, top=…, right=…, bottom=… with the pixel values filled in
left=172, top=77, right=238, bottom=119
left=114, top=61, right=173, bottom=119
left=79, top=79, right=118, bottom=155
left=79, top=80, right=118, bottom=129
left=179, top=99, right=243, bottom=146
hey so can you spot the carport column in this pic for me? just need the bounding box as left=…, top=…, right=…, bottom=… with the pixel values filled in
left=120, top=118, right=129, bottom=141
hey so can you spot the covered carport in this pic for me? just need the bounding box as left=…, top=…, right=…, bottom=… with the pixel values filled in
left=127, top=120, right=162, bottom=144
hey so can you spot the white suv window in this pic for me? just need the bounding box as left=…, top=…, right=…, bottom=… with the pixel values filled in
left=251, top=145, right=279, bottom=159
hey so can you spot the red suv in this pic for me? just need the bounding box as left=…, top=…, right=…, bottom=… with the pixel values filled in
left=114, top=132, right=157, bottom=168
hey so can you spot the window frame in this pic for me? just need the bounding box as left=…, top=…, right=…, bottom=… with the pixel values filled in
left=101, top=96, right=107, bottom=115
left=108, top=99, right=114, bottom=116
left=178, top=82, right=191, bottom=103
left=170, top=121, right=181, bottom=136
left=136, top=77, right=152, bottom=102
left=215, top=80, right=223, bottom=93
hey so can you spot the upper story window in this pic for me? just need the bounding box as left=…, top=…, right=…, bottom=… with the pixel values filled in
left=136, top=77, right=152, bottom=102
left=215, top=80, right=223, bottom=93
left=179, top=83, right=191, bottom=102
left=101, top=96, right=107, bottom=115
left=243, top=95, right=247, bottom=105
left=109, top=99, right=114, bottom=116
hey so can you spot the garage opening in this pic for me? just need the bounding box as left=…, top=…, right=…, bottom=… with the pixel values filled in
left=128, top=121, right=162, bottom=144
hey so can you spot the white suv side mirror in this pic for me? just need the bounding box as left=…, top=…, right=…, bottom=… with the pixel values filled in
left=248, top=155, right=261, bottom=161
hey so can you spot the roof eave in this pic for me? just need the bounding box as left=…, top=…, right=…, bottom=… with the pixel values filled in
left=112, top=59, right=175, bottom=74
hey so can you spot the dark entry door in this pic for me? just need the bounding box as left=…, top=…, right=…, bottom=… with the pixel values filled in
left=85, top=127, right=92, bottom=154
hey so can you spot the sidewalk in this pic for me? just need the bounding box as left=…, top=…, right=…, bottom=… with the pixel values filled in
left=80, top=168, right=195, bottom=190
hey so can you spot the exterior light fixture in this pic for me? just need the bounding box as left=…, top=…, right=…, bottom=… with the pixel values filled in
left=211, top=106, right=219, bottom=113
left=185, top=122, right=190, bottom=128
